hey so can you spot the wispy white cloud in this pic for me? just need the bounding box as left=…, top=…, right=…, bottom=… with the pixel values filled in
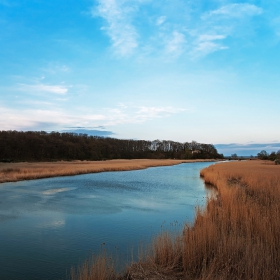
left=19, top=83, right=70, bottom=95
left=92, top=1, right=264, bottom=59
left=0, top=106, right=106, bottom=131
left=93, top=0, right=138, bottom=56
left=156, top=16, right=166, bottom=26
left=201, top=4, right=263, bottom=20
left=165, top=31, right=186, bottom=56
left=198, top=34, right=226, bottom=41
left=19, top=100, right=54, bottom=106
left=191, top=34, right=228, bottom=58
left=192, top=41, right=228, bottom=58
left=41, top=63, right=71, bottom=74
left=192, top=3, right=263, bottom=57
left=92, top=106, right=172, bottom=126
left=137, top=106, right=185, bottom=118
left=103, top=105, right=186, bottom=125
left=0, top=104, right=186, bottom=131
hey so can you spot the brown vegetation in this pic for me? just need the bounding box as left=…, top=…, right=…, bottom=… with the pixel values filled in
left=72, top=160, right=280, bottom=280
left=70, top=250, right=116, bottom=280
left=0, top=159, right=215, bottom=183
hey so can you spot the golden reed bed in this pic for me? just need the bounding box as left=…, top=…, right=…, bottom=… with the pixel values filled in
left=71, top=160, right=280, bottom=280
left=0, top=159, right=215, bottom=183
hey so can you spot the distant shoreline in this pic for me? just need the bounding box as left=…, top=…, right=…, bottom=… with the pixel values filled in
left=0, top=159, right=220, bottom=184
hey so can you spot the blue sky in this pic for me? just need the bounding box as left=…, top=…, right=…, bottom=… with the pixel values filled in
left=1, top=0, right=280, bottom=155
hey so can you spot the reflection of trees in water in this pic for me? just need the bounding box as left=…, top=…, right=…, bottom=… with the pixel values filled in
left=204, top=183, right=218, bottom=200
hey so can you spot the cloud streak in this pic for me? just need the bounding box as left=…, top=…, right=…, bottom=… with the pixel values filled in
left=201, top=4, right=263, bottom=20
left=92, top=1, right=264, bottom=58
left=191, top=34, right=228, bottom=58
left=19, top=83, right=69, bottom=95
left=93, top=0, right=138, bottom=56
left=0, top=104, right=186, bottom=131
left=165, top=31, right=186, bottom=56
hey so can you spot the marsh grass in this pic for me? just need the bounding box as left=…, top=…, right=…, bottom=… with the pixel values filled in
left=1, top=168, right=20, bottom=173
left=119, top=231, right=183, bottom=280
left=183, top=160, right=280, bottom=279
left=190, top=160, right=280, bottom=279
left=74, top=160, right=280, bottom=280
left=70, top=249, right=116, bottom=280
left=0, top=159, right=215, bottom=183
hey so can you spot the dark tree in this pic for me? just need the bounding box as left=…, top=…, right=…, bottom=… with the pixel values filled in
left=257, top=150, right=269, bottom=160
left=0, top=131, right=223, bottom=162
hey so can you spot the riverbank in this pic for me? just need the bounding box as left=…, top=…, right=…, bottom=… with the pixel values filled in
left=0, top=159, right=218, bottom=183
left=72, top=160, right=280, bottom=279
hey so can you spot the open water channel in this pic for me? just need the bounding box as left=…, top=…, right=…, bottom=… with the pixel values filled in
left=0, top=162, right=215, bottom=279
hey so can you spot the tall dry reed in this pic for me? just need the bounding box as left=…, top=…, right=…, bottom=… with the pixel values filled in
left=70, top=250, right=116, bottom=280
left=190, top=160, right=280, bottom=279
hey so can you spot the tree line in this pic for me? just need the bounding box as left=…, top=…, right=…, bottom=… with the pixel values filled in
left=257, top=150, right=280, bottom=161
left=0, top=130, right=223, bottom=162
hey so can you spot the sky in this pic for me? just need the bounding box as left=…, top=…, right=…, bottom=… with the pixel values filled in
left=1, top=0, right=280, bottom=155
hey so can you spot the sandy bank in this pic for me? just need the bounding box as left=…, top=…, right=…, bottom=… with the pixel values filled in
left=0, top=159, right=218, bottom=183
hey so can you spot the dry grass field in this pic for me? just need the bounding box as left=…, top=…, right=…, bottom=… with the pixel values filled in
left=182, top=160, right=280, bottom=279
left=0, top=159, right=215, bottom=183
left=72, top=160, right=280, bottom=280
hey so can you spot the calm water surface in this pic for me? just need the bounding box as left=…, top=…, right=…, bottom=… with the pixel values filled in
left=0, top=162, right=215, bottom=279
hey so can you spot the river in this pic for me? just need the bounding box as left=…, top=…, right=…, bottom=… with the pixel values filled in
left=0, top=161, right=215, bottom=279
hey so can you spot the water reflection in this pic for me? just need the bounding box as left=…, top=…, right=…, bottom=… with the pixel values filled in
left=205, top=183, right=219, bottom=200
left=42, top=187, right=76, bottom=195
left=0, top=161, right=216, bottom=279
left=35, top=216, right=66, bottom=229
